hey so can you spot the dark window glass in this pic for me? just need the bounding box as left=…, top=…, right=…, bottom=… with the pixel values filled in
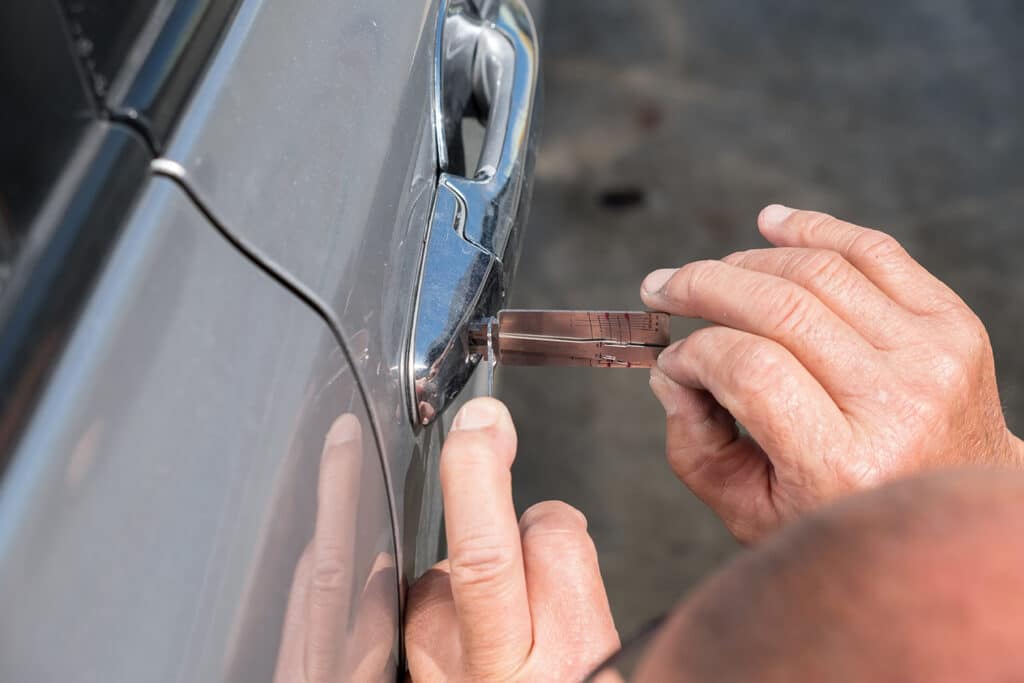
left=59, top=0, right=163, bottom=100
left=0, top=0, right=94, bottom=297
left=0, top=0, right=240, bottom=298
left=57, top=0, right=242, bottom=150
left=0, top=0, right=161, bottom=462
left=0, top=0, right=239, bottom=465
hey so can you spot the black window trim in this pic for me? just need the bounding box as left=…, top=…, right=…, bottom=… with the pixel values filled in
left=0, top=0, right=243, bottom=470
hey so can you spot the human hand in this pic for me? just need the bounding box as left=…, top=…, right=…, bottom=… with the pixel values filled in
left=274, top=414, right=398, bottom=683
left=405, top=398, right=620, bottom=681
left=642, top=205, right=1024, bottom=542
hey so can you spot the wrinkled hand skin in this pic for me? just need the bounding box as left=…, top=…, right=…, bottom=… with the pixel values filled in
left=405, top=398, right=620, bottom=682
left=643, top=205, right=1024, bottom=543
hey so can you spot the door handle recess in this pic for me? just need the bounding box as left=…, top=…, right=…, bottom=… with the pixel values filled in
left=407, top=0, right=539, bottom=425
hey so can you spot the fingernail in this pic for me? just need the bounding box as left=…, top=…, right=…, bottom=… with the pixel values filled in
left=452, top=399, right=501, bottom=431
left=759, top=204, right=796, bottom=229
left=649, top=367, right=679, bottom=415
left=325, top=413, right=362, bottom=445
left=642, top=268, right=677, bottom=295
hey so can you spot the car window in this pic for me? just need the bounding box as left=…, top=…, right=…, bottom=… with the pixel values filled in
left=59, top=0, right=243, bottom=152
left=0, top=1, right=94, bottom=298
left=0, top=0, right=239, bottom=465
left=0, top=0, right=241, bottom=299
left=60, top=0, right=165, bottom=100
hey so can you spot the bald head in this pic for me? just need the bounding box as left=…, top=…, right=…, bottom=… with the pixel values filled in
left=636, top=469, right=1024, bottom=682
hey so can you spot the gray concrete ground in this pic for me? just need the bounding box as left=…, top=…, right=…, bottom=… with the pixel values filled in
left=502, top=0, right=1024, bottom=636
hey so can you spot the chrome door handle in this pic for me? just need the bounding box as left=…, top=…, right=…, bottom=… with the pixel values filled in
left=407, top=0, right=539, bottom=425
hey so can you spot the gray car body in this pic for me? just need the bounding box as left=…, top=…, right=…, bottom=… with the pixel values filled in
left=0, top=0, right=542, bottom=679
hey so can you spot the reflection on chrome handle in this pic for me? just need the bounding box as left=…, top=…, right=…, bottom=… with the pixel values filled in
left=407, top=0, right=539, bottom=426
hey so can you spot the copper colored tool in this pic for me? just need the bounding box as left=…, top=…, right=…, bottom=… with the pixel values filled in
left=469, top=310, right=670, bottom=370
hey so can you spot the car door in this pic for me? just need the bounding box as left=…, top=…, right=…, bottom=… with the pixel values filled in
left=0, top=2, right=399, bottom=680
left=0, top=177, right=399, bottom=681
left=0, top=0, right=540, bottom=679
left=151, top=0, right=540, bottom=579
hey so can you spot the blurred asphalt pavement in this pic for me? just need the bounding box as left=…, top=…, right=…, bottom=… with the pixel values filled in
left=502, top=0, right=1024, bottom=635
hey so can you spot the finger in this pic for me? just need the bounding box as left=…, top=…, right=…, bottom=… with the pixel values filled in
left=642, top=259, right=878, bottom=398
left=273, top=545, right=314, bottom=683
left=347, top=552, right=400, bottom=681
left=757, top=205, right=960, bottom=315
left=518, top=502, right=620, bottom=676
left=440, top=398, right=532, bottom=679
left=305, top=413, right=365, bottom=683
left=650, top=367, right=779, bottom=541
left=657, top=326, right=850, bottom=495
left=722, top=247, right=912, bottom=349
left=405, top=565, right=461, bottom=683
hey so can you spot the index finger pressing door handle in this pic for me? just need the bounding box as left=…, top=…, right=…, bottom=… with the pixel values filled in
left=406, top=0, right=539, bottom=425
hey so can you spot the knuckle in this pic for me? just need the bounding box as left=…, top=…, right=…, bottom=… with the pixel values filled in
left=668, top=260, right=719, bottom=302
left=793, top=249, right=847, bottom=289
left=928, top=349, right=972, bottom=395
left=765, top=285, right=815, bottom=337
left=940, top=305, right=990, bottom=356
left=448, top=535, right=519, bottom=589
left=905, top=394, right=947, bottom=434
left=730, top=338, right=788, bottom=398
left=927, top=294, right=973, bottom=320
left=966, top=316, right=991, bottom=356
left=951, top=306, right=987, bottom=338
left=311, top=556, right=350, bottom=593
left=678, top=327, right=718, bottom=363
left=849, top=229, right=905, bottom=263
left=520, top=500, right=588, bottom=534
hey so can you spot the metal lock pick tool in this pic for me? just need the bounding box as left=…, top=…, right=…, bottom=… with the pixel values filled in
left=468, top=309, right=671, bottom=394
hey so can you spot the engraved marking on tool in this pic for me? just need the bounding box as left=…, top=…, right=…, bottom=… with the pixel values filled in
left=469, top=310, right=670, bottom=368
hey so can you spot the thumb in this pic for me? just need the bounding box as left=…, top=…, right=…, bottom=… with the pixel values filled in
left=441, top=398, right=533, bottom=679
